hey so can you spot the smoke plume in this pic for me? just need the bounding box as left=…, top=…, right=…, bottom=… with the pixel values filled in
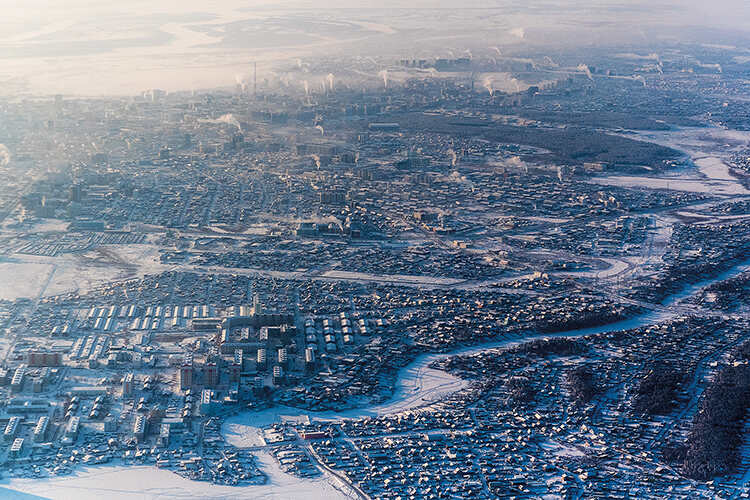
left=446, top=170, right=474, bottom=189
left=577, top=64, right=594, bottom=81
left=200, top=114, right=242, bottom=131
left=0, top=144, right=10, bottom=167
left=235, top=74, right=247, bottom=93
left=378, top=69, right=389, bottom=88
left=448, top=149, right=458, bottom=167
left=482, top=77, right=494, bottom=97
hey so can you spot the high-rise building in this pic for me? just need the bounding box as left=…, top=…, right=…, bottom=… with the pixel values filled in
left=133, top=415, right=146, bottom=442
left=122, top=373, right=134, bottom=396
left=228, top=363, right=241, bottom=383
left=256, top=348, right=267, bottom=370
left=10, top=365, right=26, bottom=392
left=33, top=416, right=49, bottom=443
left=69, top=184, right=84, bottom=202
left=204, top=363, right=218, bottom=387
left=27, top=351, right=62, bottom=367
left=179, top=364, right=193, bottom=390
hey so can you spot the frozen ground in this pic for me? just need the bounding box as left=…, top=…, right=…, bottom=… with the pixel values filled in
left=0, top=259, right=54, bottom=301
left=694, top=156, right=742, bottom=182
left=0, top=245, right=167, bottom=299
left=223, top=358, right=471, bottom=448
left=589, top=175, right=749, bottom=195
left=598, top=128, right=750, bottom=196
left=2, top=459, right=352, bottom=500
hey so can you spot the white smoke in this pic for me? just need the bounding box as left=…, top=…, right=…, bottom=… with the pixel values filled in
left=505, top=156, right=529, bottom=174
left=698, top=62, right=723, bottom=73
left=200, top=114, right=242, bottom=131
left=326, top=73, right=335, bottom=91
left=378, top=69, right=389, bottom=88
left=482, top=77, right=494, bottom=97
left=0, top=144, right=10, bottom=167
left=490, top=46, right=502, bottom=56
left=509, top=27, right=525, bottom=39
left=464, top=49, right=473, bottom=60
left=510, top=77, right=521, bottom=93
left=311, top=154, right=321, bottom=169
left=480, top=72, right=527, bottom=94
left=315, top=125, right=325, bottom=136
left=616, top=52, right=660, bottom=63
left=303, top=80, right=310, bottom=95
left=577, top=64, right=594, bottom=81
left=446, top=170, right=474, bottom=189
left=235, top=74, right=247, bottom=93
left=448, top=149, right=458, bottom=167
left=304, top=216, right=342, bottom=230
left=616, top=52, right=663, bottom=73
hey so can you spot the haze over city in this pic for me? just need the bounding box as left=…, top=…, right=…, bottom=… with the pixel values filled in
left=1, top=1, right=750, bottom=499
left=0, top=1, right=748, bottom=95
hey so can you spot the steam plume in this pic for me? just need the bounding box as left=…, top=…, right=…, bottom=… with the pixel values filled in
left=698, top=62, right=723, bottom=73
left=315, top=125, right=325, bottom=136
left=482, top=77, right=494, bottom=97
left=509, top=27, right=525, bottom=39
left=235, top=74, right=247, bottom=93
left=446, top=170, right=474, bottom=189
left=0, top=144, right=10, bottom=167
left=448, top=149, right=458, bottom=167
left=378, top=69, right=389, bottom=88
left=577, top=64, right=593, bottom=81
left=200, top=114, right=242, bottom=131
left=326, top=73, right=335, bottom=91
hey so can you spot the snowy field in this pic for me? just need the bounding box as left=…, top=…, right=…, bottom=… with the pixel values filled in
left=2, top=457, right=353, bottom=500
left=0, top=245, right=166, bottom=300
left=589, top=175, right=749, bottom=195
left=0, top=260, right=54, bottom=300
